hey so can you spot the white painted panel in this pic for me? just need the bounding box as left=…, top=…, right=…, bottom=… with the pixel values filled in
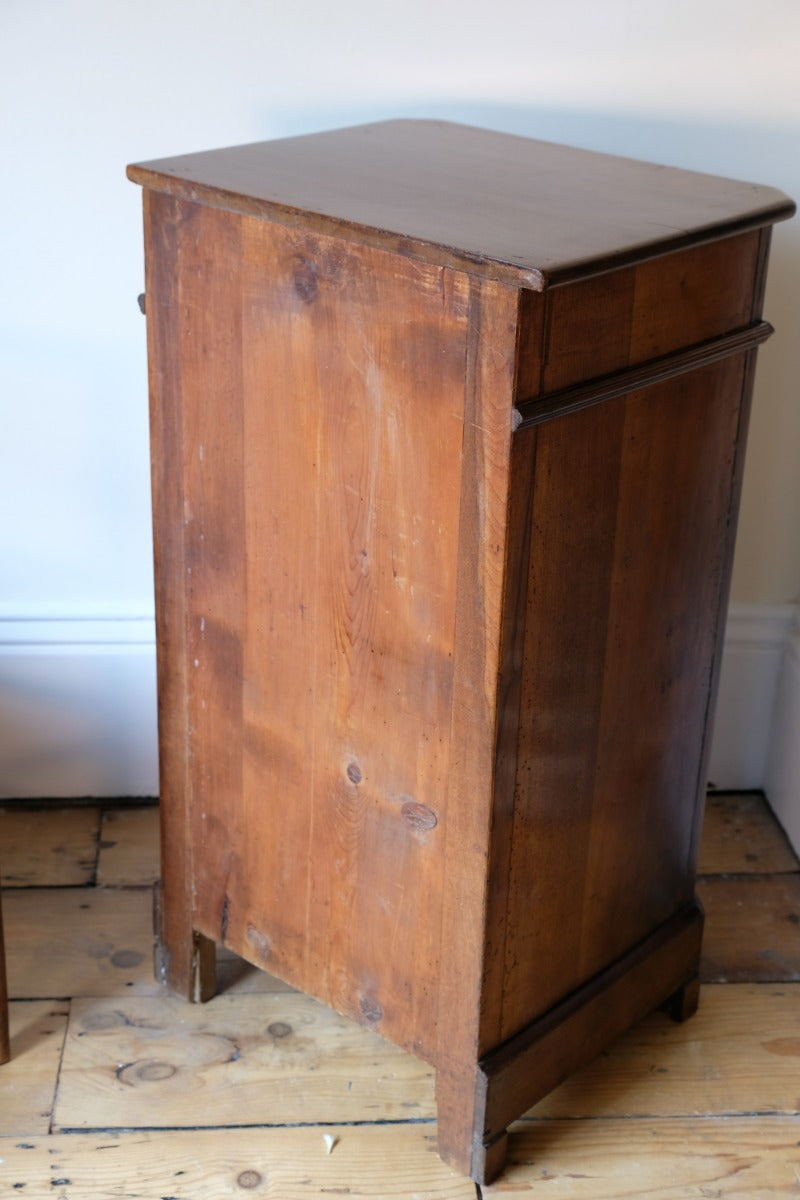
left=0, top=622, right=158, bottom=799
left=764, top=612, right=800, bottom=853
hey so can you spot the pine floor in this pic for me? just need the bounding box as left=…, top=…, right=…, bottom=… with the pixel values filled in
left=1, top=793, right=799, bottom=1198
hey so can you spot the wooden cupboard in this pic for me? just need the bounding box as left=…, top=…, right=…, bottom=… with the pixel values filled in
left=128, top=121, right=794, bottom=1181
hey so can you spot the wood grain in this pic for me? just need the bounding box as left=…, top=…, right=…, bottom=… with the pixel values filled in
left=532, top=983, right=800, bottom=1118
left=699, top=875, right=800, bottom=982
left=0, top=1127, right=475, bottom=1199
left=127, top=121, right=795, bottom=288
left=484, top=1117, right=800, bottom=1196
left=0, top=806, right=100, bottom=887
left=481, top=905, right=703, bottom=1148
left=541, top=232, right=760, bottom=393
left=699, top=792, right=800, bottom=875
left=55, top=992, right=435, bottom=1130
left=152, top=199, right=473, bottom=1056
left=3, top=887, right=159, bottom=999
left=96, top=807, right=159, bottom=886
left=501, top=357, right=746, bottom=1041
left=0, top=1001, right=68, bottom=1132
left=434, top=278, right=521, bottom=1178
left=144, top=188, right=214, bottom=1003
left=132, top=121, right=793, bottom=1183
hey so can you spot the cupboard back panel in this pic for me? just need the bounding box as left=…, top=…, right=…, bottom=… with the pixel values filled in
left=149, top=194, right=472, bottom=1058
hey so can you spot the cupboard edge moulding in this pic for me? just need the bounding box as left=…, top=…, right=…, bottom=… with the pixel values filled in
left=127, top=120, right=795, bottom=1183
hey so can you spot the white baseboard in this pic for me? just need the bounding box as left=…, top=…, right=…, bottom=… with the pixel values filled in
left=0, top=617, right=158, bottom=799
left=707, top=603, right=796, bottom=791
left=1, top=608, right=798, bottom=853
left=764, top=609, right=800, bottom=853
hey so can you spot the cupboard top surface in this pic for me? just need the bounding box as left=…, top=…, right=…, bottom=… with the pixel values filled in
left=127, top=120, right=793, bottom=289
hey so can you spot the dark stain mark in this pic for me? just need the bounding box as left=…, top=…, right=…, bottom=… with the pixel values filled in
left=110, top=949, right=144, bottom=969
left=401, top=800, right=438, bottom=832
left=246, top=924, right=272, bottom=961
left=137, top=292, right=146, bottom=314
left=267, top=1021, right=292, bottom=1039
left=786, top=912, right=799, bottom=925
left=221, top=893, right=230, bottom=943
left=346, top=760, right=363, bottom=785
left=50, top=1181, right=72, bottom=1187
left=359, top=995, right=383, bottom=1024
left=13, top=1183, right=26, bottom=1189
left=294, top=259, right=318, bottom=304
left=98, top=839, right=117, bottom=850
left=237, top=1169, right=264, bottom=1189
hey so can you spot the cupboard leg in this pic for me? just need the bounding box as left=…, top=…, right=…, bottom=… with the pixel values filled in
left=472, top=1130, right=509, bottom=1186
left=435, top=1066, right=507, bottom=1184
left=665, top=975, right=701, bottom=1023
left=153, top=880, right=216, bottom=1003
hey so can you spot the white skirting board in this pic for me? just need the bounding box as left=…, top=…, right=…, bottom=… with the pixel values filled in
left=0, top=618, right=158, bottom=799
left=0, top=607, right=798, bottom=850
left=763, top=609, right=800, bottom=853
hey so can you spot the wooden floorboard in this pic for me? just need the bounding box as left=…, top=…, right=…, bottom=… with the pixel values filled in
left=699, top=791, right=799, bottom=875
left=0, top=1127, right=474, bottom=1198
left=699, top=874, right=800, bottom=982
left=1, top=790, right=799, bottom=1197
left=54, top=992, right=435, bottom=1130
left=0, top=1001, right=69, bottom=1135
left=0, top=805, right=100, bottom=887
left=485, top=1117, right=800, bottom=1196
left=96, top=806, right=160, bottom=887
left=530, top=983, right=800, bottom=1118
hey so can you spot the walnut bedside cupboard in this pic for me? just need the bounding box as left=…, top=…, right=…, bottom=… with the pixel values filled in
left=128, top=121, right=794, bottom=1183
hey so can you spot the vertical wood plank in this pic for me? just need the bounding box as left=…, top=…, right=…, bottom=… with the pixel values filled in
left=175, top=199, right=246, bottom=980
left=501, top=397, right=626, bottom=1033
left=435, top=277, right=521, bottom=1177
left=144, top=191, right=215, bottom=1001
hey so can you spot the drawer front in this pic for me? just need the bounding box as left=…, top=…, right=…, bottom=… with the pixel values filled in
left=516, top=229, right=762, bottom=399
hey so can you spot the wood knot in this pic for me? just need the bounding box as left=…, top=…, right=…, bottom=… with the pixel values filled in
left=110, top=949, right=144, bottom=968
left=267, top=1021, right=292, bottom=1039
left=237, top=1169, right=264, bottom=1189
left=293, top=259, right=318, bottom=304
left=246, top=924, right=272, bottom=962
left=346, top=760, right=363, bottom=785
left=401, top=800, right=438, bottom=832
left=359, top=995, right=383, bottom=1024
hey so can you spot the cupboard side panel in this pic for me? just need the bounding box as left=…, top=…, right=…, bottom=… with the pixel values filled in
left=500, top=358, right=746, bottom=1041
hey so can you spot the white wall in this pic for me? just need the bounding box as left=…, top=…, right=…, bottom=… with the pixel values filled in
left=1, top=1, right=799, bottom=815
